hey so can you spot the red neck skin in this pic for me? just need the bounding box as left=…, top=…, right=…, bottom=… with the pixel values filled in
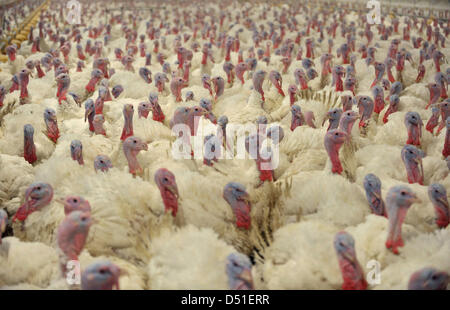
left=24, top=137, right=37, bottom=164
left=233, top=200, right=251, bottom=230
left=57, top=84, right=68, bottom=104
left=0, top=94, right=4, bottom=107
left=177, top=52, right=184, bottom=69
left=272, top=79, right=285, bottom=97
left=426, top=115, right=439, bottom=134
left=20, top=79, right=29, bottom=99
left=85, top=77, right=100, bottom=93
left=152, top=105, right=165, bottom=123
left=157, top=82, right=165, bottom=93
left=93, top=122, right=106, bottom=136
left=46, top=120, right=59, bottom=143
left=437, top=111, right=450, bottom=134
left=386, top=207, right=408, bottom=254
left=387, top=68, right=395, bottom=83
left=440, top=85, right=448, bottom=99
left=442, top=129, right=450, bottom=157
left=434, top=203, right=449, bottom=228
left=306, top=45, right=313, bottom=58
left=405, top=160, right=424, bottom=185
left=335, top=76, right=343, bottom=92
left=32, top=41, right=40, bottom=53
left=426, top=92, right=440, bottom=109
left=236, top=69, right=246, bottom=85
left=374, top=97, right=385, bottom=114
left=203, top=82, right=213, bottom=96
left=434, top=59, right=441, bottom=72
left=160, top=188, right=178, bottom=216
left=291, top=115, right=303, bottom=131
left=10, top=80, right=19, bottom=93
left=95, top=98, right=104, bottom=114
left=416, top=71, right=424, bottom=83
left=139, top=109, right=150, bottom=119
left=78, top=50, right=86, bottom=60
left=299, top=77, right=308, bottom=90
left=326, top=143, right=344, bottom=174
left=8, top=51, right=16, bottom=62
left=201, top=51, right=208, bottom=65
left=124, top=148, right=141, bottom=175
left=183, top=67, right=190, bottom=83
left=342, top=52, right=349, bottom=64
left=12, top=201, right=31, bottom=222
left=337, top=256, right=368, bottom=290
left=87, top=114, right=95, bottom=132
left=120, top=116, right=133, bottom=141
left=264, top=45, right=270, bottom=57
left=257, top=157, right=273, bottom=182
left=36, top=65, right=45, bottom=78
left=289, top=92, right=296, bottom=106
left=225, top=46, right=232, bottom=62
left=406, top=126, right=421, bottom=146
left=383, top=105, right=396, bottom=123
left=172, top=85, right=182, bottom=102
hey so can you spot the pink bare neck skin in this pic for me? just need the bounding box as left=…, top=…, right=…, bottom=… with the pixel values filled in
left=86, top=76, right=100, bottom=93
left=442, top=128, right=449, bottom=157
left=233, top=200, right=251, bottom=230
left=124, top=148, right=142, bottom=175
left=160, top=188, right=178, bottom=217
left=386, top=207, right=408, bottom=254
left=46, top=120, right=59, bottom=143
left=337, top=255, right=368, bottom=290
left=151, top=104, right=165, bottom=122
left=120, top=110, right=134, bottom=141
left=93, top=120, right=106, bottom=136
left=406, top=125, right=422, bottom=146
left=374, top=96, right=385, bottom=114
left=24, top=136, right=37, bottom=164
left=405, top=159, right=424, bottom=185
left=325, top=139, right=344, bottom=174
left=289, top=91, right=296, bottom=106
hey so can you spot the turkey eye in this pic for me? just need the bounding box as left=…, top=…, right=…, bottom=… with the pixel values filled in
left=37, top=187, right=41, bottom=190
left=73, top=199, right=78, bottom=203
left=335, top=133, right=339, bottom=136
left=409, top=151, right=413, bottom=154
left=133, top=140, right=137, bottom=143
left=431, top=275, right=438, bottom=280
left=435, top=190, right=439, bottom=193
left=401, top=191, right=406, bottom=196
left=100, top=160, right=104, bottom=164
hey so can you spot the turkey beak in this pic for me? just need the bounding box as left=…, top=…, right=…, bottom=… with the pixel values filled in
left=240, top=192, right=251, bottom=205
left=371, top=190, right=381, bottom=200
left=238, top=267, right=253, bottom=287
left=410, top=193, right=421, bottom=204
left=436, top=196, right=449, bottom=208
left=341, top=249, right=356, bottom=264
left=166, top=184, right=180, bottom=200
left=55, top=198, right=65, bottom=205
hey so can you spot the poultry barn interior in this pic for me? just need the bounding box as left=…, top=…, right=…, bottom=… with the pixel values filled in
left=0, top=0, right=449, bottom=291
